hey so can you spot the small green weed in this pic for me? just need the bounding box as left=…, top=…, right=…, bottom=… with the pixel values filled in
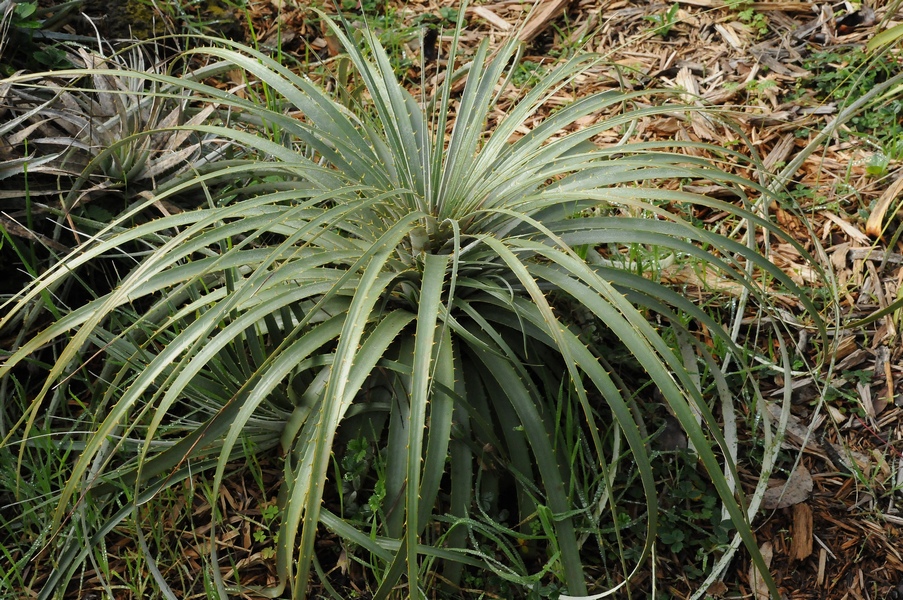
left=863, top=133, right=903, bottom=177
left=5, top=1, right=41, bottom=34
left=342, top=0, right=379, bottom=12
left=865, top=152, right=890, bottom=178
left=785, top=183, right=832, bottom=210
left=659, top=461, right=731, bottom=542
left=721, top=78, right=778, bottom=104
left=738, top=6, right=768, bottom=37
left=808, top=368, right=876, bottom=419
left=0, top=0, right=73, bottom=72
left=796, top=48, right=903, bottom=144
left=885, top=134, right=903, bottom=161
left=543, top=10, right=586, bottom=60
left=725, top=0, right=769, bottom=37
left=746, top=78, right=777, bottom=96
left=437, top=6, right=459, bottom=24
left=512, top=60, right=549, bottom=88
left=252, top=500, right=280, bottom=559
left=644, top=4, right=680, bottom=38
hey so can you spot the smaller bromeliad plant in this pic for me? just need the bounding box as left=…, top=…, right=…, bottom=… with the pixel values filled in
left=2, top=44, right=225, bottom=192
left=0, top=5, right=828, bottom=599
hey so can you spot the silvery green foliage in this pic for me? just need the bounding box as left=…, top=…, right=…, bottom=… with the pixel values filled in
left=3, top=46, right=224, bottom=192
left=0, top=10, right=825, bottom=599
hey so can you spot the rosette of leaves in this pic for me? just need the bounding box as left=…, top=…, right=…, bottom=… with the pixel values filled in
left=2, top=45, right=222, bottom=198
left=0, top=9, right=826, bottom=600
left=1, top=43, right=230, bottom=279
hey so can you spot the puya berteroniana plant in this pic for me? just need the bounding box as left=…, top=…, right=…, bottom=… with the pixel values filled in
left=0, top=6, right=829, bottom=599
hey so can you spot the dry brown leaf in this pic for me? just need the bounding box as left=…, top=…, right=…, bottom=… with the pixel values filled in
left=761, top=463, right=813, bottom=510
left=764, top=402, right=824, bottom=448
left=830, top=243, right=850, bottom=271
left=750, top=540, right=774, bottom=600
left=865, top=174, right=903, bottom=237
left=707, top=580, right=729, bottom=597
